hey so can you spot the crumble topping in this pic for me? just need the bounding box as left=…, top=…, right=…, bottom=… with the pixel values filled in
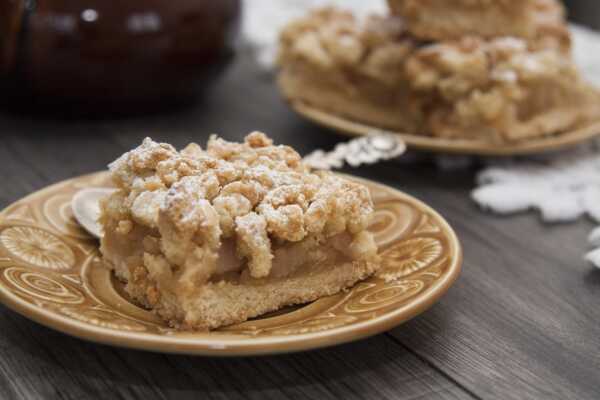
left=235, top=212, right=272, bottom=278
left=277, top=6, right=597, bottom=142
left=105, top=132, right=375, bottom=282
left=277, top=5, right=568, bottom=90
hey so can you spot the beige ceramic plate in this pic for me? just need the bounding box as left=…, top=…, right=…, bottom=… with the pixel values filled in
left=292, top=101, right=600, bottom=156
left=0, top=172, right=461, bottom=356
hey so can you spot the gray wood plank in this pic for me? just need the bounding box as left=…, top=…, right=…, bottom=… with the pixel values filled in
left=0, top=310, right=472, bottom=400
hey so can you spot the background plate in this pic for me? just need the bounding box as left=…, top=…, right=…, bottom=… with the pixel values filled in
left=292, top=101, right=600, bottom=156
left=0, top=172, right=461, bottom=356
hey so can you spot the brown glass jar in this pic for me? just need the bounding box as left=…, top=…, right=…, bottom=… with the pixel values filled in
left=0, top=0, right=240, bottom=115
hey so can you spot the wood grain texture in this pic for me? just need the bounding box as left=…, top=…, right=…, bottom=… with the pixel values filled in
left=0, top=313, right=472, bottom=400
left=0, top=48, right=598, bottom=399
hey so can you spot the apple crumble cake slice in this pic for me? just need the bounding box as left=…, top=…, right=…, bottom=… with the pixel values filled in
left=277, top=7, right=600, bottom=143
left=387, top=0, right=571, bottom=52
left=99, top=132, right=380, bottom=330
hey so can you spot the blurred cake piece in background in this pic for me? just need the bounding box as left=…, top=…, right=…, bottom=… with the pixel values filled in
left=278, top=8, right=420, bottom=133
left=387, top=0, right=571, bottom=52
left=277, top=7, right=600, bottom=143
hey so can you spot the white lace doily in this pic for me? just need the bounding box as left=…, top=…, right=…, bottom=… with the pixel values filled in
left=242, top=1, right=600, bottom=267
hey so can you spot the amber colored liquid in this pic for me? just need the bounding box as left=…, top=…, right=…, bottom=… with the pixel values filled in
left=2, top=0, right=240, bottom=115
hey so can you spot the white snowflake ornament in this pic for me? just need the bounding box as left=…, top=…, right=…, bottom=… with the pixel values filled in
left=471, top=142, right=600, bottom=268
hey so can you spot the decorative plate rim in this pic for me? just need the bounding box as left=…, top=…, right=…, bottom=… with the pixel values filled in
left=291, top=100, right=600, bottom=156
left=0, top=172, right=462, bottom=356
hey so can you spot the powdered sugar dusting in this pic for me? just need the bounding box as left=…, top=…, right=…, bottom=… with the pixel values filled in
left=103, top=132, right=375, bottom=279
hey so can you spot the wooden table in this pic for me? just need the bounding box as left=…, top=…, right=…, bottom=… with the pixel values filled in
left=1, top=50, right=599, bottom=400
